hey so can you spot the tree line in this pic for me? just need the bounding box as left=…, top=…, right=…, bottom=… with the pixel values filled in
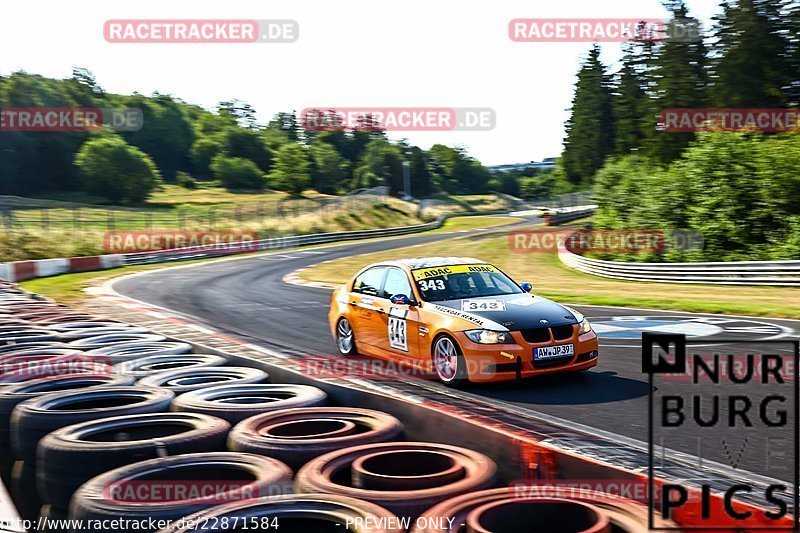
left=563, top=0, right=800, bottom=260
left=0, top=70, right=567, bottom=204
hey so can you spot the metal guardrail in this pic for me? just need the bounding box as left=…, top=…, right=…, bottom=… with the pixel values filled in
left=559, top=242, right=800, bottom=286
left=122, top=210, right=511, bottom=266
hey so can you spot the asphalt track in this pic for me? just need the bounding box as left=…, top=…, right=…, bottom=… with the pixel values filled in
left=114, top=219, right=799, bottom=485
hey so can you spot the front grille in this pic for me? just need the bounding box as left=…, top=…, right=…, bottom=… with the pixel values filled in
left=520, top=327, right=551, bottom=344
left=551, top=324, right=575, bottom=341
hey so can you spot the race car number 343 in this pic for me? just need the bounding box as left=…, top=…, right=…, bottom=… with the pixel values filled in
left=534, top=344, right=574, bottom=360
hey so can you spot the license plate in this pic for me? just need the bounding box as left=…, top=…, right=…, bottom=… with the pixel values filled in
left=534, top=344, right=574, bottom=360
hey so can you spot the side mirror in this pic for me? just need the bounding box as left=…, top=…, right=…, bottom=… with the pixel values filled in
left=520, top=282, right=533, bottom=293
left=390, top=294, right=414, bottom=305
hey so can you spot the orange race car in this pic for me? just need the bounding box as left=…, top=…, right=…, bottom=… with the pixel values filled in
left=328, top=257, right=599, bottom=385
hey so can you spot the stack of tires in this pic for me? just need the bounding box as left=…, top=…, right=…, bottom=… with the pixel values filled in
left=0, top=283, right=671, bottom=533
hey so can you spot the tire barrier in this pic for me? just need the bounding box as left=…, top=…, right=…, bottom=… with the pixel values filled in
left=56, top=325, right=150, bottom=341
left=69, top=452, right=293, bottom=532
left=85, top=341, right=193, bottom=364
left=295, top=442, right=497, bottom=519
left=0, top=374, right=135, bottom=452
left=10, top=386, right=175, bottom=462
left=228, top=407, right=404, bottom=470
left=48, top=321, right=123, bottom=332
left=10, top=460, right=40, bottom=521
left=0, top=349, right=91, bottom=385
left=0, top=327, right=57, bottom=345
left=34, top=314, right=98, bottom=325
left=38, top=413, right=231, bottom=509
left=138, top=366, right=268, bottom=394
left=67, top=333, right=167, bottom=349
left=156, top=494, right=406, bottom=533
left=114, top=354, right=228, bottom=379
left=409, top=487, right=677, bottom=532
left=172, top=384, right=328, bottom=424
left=0, top=342, right=71, bottom=354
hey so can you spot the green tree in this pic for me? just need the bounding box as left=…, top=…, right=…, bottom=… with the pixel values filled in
left=190, top=137, right=224, bottom=180
left=711, top=0, right=792, bottom=107
left=352, top=139, right=403, bottom=192
left=643, top=2, right=708, bottom=164
left=121, top=94, right=194, bottom=181
left=562, top=45, right=615, bottom=185
left=267, top=143, right=311, bottom=196
left=211, top=155, right=265, bottom=191
left=612, top=44, right=649, bottom=155
left=310, top=141, right=349, bottom=194
left=75, top=132, right=161, bottom=204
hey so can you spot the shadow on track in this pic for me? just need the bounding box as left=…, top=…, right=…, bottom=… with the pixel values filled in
left=464, top=370, right=649, bottom=405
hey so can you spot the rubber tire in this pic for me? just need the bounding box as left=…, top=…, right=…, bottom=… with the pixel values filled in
left=113, top=354, right=227, bottom=379
left=172, top=384, right=328, bottom=424
left=228, top=407, right=404, bottom=470
left=432, top=334, right=469, bottom=388
left=10, top=386, right=175, bottom=462
left=137, top=366, right=268, bottom=394
left=11, top=460, right=40, bottom=521
left=85, top=341, right=194, bottom=364
left=295, top=441, right=497, bottom=519
left=0, top=374, right=135, bottom=450
left=69, top=452, right=293, bottom=531
left=38, top=412, right=231, bottom=509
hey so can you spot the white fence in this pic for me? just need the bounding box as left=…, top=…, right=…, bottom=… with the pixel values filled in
left=558, top=242, right=800, bottom=286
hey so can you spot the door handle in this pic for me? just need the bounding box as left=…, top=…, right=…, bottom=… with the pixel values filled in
left=349, top=301, right=357, bottom=306
left=376, top=308, right=385, bottom=314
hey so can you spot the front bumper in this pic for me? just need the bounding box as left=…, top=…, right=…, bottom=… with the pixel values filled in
left=454, top=327, right=599, bottom=383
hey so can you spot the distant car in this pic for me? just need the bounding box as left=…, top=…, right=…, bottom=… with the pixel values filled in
left=328, top=257, right=599, bottom=385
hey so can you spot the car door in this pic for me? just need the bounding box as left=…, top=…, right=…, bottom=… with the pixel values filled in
left=375, top=267, right=420, bottom=358
left=349, top=267, right=388, bottom=348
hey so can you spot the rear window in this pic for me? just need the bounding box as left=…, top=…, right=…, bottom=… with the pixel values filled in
left=411, top=264, right=522, bottom=302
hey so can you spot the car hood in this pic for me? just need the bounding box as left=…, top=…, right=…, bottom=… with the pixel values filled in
left=425, top=293, right=578, bottom=331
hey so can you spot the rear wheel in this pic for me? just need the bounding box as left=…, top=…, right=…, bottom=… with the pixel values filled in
left=335, top=318, right=357, bottom=356
left=433, top=335, right=467, bottom=387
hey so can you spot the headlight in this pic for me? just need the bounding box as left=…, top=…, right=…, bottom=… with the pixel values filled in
left=465, top=330, right=514, bottom=344
left=564, top=306, right=592, bottom=334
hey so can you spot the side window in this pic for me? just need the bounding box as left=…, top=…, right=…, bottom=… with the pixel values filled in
left=352, top=268, right=385, bottom=297
left=383, top=268, right=413, bottom=299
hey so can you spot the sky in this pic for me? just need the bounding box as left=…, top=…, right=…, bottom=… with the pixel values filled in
left=1, top=0, right=722, bottom=165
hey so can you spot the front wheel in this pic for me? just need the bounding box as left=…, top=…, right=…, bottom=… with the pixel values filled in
left=433, top=335, right=467, bottom=387
left=335, top=317, right=357, bottom=356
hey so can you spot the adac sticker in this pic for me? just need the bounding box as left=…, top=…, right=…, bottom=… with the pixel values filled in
left=412, top=264, right=498, bottom=281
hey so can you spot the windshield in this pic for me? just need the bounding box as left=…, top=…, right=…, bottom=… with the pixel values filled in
left=411, top=264, right=523, bottom=302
